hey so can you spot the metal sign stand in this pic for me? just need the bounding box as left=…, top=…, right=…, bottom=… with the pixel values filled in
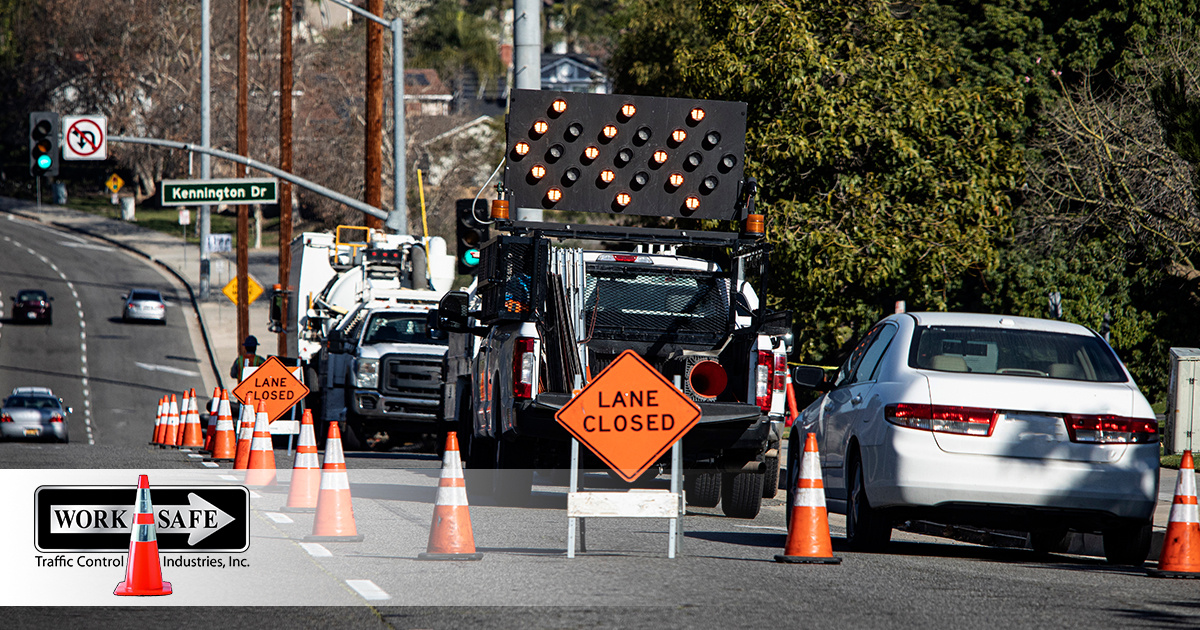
left=566, top=376, right=687, bottom=559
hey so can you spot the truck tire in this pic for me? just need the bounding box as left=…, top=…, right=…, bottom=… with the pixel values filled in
left=493, top=438, right=533, bottom=507
left=720, top=471, right=763, bottom=519
left=1102, top=518, right=1152, bottom=566
left=463, top=431, right=496, bottom=496
left=685, top=471, right=721, bottom=508
left=762, top=455, right=780, bottom=499
left=340, top=417, right=363, bottom=450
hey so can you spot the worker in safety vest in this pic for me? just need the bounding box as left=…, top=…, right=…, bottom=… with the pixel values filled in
left=230, top=335, right=266, bottom=382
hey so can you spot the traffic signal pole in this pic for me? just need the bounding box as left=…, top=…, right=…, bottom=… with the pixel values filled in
left=513, top=0, right=543, bottom=222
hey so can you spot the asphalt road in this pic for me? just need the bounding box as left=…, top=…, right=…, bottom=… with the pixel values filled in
left=2, top=212, right=1199, bottom=629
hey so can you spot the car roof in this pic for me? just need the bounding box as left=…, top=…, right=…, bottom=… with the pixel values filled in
left=17, top=289, right=47, bottom=296
left=904, top=312, right=1097, bottom=336
left=11, top=386, right=55, bottom=397
left=128, top=289, right=163, bottom=297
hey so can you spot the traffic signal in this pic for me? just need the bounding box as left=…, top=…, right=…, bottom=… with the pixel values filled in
left=29, top=112, right=60, bottom=177
left=503, top=90, right=747, bottom=220
left=456, top=198, right=490, bottom=275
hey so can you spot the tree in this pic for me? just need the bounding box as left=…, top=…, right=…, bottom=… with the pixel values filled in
left=407, top=0, right=503, bottom=98
left=608, top=0, right=708, bottom=97
left=667, top=0, right=1025, bottom=363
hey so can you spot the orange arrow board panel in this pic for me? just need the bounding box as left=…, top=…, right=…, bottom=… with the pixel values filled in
left=231, top=356, right=310, bottom=422
left=555, top=350, right=701, bottom=482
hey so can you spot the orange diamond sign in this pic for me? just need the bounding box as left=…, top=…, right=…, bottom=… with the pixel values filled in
left=555, top=350, right=701, bottom=482
left=231, top=356, right=310, bottom=422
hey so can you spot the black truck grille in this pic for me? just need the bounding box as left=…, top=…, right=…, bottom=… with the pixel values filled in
left=379, top=356, right=442, bottom=398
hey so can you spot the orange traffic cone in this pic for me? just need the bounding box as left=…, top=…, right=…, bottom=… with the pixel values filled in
left=775, top=432, right=841, bottom=564
left=113, top=474, right=172, bottom=596
left=1149, top=450, right=1200, bottom=578
left=180, top=388, right=204, bottom=449
left=245, top=402, right=277, bottom=486
left=304, top=420, right=364, bottom=542
left=203, top=386, right=220, bottom=453
left=205, top=390, right=237, bottom=462
left=233, top=401, right=255, bottom=470
left=418, top=432, right=483, bottom=561
left=784, top=371, right=799, bottom=429
left=150, top=396, right=165, bottom=445
left=281, top=409, right=321, bottom=512
left=161, top=394, right=180, bottom=448
left=173, top=390, right=191, bottom=448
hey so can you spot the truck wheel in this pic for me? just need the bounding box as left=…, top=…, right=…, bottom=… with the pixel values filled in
left=340, top=415, right=363, bottom=450
left=762, top=455, right=780, bottom=499
left=721, top=471, right=763, bottom=519
left=1102, top=518, right=1152, bottom=566
left=685, top=471, right=721, bottom=508
left=785, top=430, right=800, bottom=531
left=493, top=438, right=533, bottom=507
left=463, top=431, right=496, bottom=497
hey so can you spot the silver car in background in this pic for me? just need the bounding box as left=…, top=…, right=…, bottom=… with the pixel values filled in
left=0, top=387, right=71, bottom=443
left=122, top=288, right=167, bottom=324
left=790, top=312, right=1159, bottom=565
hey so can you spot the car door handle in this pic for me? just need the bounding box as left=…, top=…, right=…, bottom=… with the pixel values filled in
left=851, top=394, right=862, bottom=405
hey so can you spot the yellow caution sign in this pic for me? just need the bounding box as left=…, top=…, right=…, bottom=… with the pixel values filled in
left=222, top=276, right=263, bottom=306
left=106, top=173, right=124, bottom=194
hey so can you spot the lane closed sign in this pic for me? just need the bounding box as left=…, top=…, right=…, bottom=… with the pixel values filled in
left=231, top=356, right=310, bottom=422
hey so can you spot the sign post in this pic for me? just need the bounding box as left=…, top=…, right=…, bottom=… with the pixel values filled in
left=555, top=351, right=700, bottom=558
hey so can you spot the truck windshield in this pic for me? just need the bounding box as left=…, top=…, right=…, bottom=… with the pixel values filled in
left=361, top=313, right=446, bottom=346
left=583, top=266, right=729, bottom=344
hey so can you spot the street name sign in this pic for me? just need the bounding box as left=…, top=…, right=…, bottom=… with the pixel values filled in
left=555, top=350, right=701, bottom=482
left=62, top=115, right=107, bottom=160
left=161, top=178, right=278, bottom=206
left=232, top=356, right=310, bottom=422
left=35, top=485, right=249, bottom=552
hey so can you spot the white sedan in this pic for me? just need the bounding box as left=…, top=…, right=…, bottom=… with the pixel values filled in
left=789, top=312, right=1159, bottom=565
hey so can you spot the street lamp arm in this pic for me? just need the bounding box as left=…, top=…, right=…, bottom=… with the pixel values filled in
left=322, top=0, right=392, bottom=29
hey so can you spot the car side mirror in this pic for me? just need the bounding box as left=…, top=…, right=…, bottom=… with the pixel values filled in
left=435, top=291, right=470, bottom=333
left=792, top=365, right=831, bottom=392
left=67, top=407, right=74, bottom=414
left=48, top=297, right=54, bottom=302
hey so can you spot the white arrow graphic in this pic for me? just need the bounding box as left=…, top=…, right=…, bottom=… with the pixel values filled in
left=50, top=493, right=235, bottom=545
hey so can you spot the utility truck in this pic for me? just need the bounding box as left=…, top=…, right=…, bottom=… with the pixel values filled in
left=275, top=226, right=456, bottom=449
left=432, top=90, right=791, bottom=518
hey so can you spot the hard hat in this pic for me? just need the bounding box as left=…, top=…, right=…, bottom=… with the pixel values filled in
left=244, top=335, right=259, bottom=348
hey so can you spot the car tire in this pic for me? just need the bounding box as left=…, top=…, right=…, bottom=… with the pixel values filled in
left=762, top=454, right=780, bottom=499
left=720, top=470, right=764, bottom=519
left=1103, top=518, right=1153, bottom=566
left=685, top=471, right=721, bottom=508
left=1030, top=527, right=1070, bottom=554
left=847, top=456, right=891, bottom=551
left=493, top=437, right=533, bottom=507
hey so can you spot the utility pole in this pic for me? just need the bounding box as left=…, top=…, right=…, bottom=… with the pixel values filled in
left=513, top=0, right=543, bottom=222
left=236, top=0, right=250, bottom=352
left=278, top=0, right=295, bottom=357
left=199, top=0, right=212, bottom=300
left=364, top=0, right=384, bottom=231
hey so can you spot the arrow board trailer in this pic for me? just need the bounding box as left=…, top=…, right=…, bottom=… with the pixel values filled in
left=35, top=486, right=249, bottom=552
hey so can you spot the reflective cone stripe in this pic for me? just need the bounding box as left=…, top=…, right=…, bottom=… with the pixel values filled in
left=304, top=421, right=364, bottom=542
left=173, top=390, right=190, bottom=447
left=245, top=402, right=277, bottom=486
left=775, top=433, right=841, bottom=564
left=162, top=395, right=180, bottom=448
left=1151, top=451, right=1200, bottom=577
left=233, top=401, right=255, bottom=470
left=203, top=386, right=220, bottom=452
left=207, top=390, right=237, bottom=462
left=114, top=474, right=172, bottom=596
left=283, top=409, right=321, bottom=511
left=151, top=397, right=166, bottom=445
left=418, top=432, right=482, bottom=560
left=181, top=388, right=204, bottom=448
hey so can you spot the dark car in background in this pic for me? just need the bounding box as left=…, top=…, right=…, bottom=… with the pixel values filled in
left=0, top=387, right=70, bottom=443
left=121, top=288, right=167, bottom=324
left=11, top=289, right=53, bottom=324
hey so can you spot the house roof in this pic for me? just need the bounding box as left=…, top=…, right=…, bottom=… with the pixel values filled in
left=405, top=69, right=451, bottom=97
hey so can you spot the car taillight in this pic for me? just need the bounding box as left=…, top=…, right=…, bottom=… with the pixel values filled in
left=0, top=413, right=11, bottom=423
left=885, top=403, right=998, bottom=437
left=49, top=413, right=64, bottom=423
left=513, top=337, right=538, bottom=400
left=772, top=353, right=787, bottom=393
left=1063, top=414, right=1157, bottom=444
left=755, top=350, right=772, bottom=411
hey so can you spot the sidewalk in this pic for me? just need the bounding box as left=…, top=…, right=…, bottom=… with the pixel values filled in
left=0, top=197, right=278, bottom=397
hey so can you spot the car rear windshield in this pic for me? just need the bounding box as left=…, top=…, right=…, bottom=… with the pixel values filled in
left=362, top=313, right=446, bottom=346
left=130, top=291, right=161, bottom=301
left=583, top=265, right=729, bottom=344
left=18, top=291, right=46, bottom=302
left=5, top=396, right=61, bottom=410
left=908, top=326, right=1128, bottom=382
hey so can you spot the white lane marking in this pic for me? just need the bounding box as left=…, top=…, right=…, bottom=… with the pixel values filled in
left=346, top=580, right=390, bottom=601
left=249, top=491, right=262, bottom=499
left=134, top=362, right=201, bottom=377
left=300, top=543, right=332, bottom=557
left=60, top=242, right=116, bottom=252
left=736, top=524, right=787, bottom=533
left=219, top=475, right=237, bottom=481
left=264, top=512, right=294, bottom=524
left=201, top=462, right=219, bottom=468
left=187, top=453, right=203, bottom=459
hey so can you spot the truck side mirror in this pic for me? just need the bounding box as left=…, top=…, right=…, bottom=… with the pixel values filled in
left=435, top=291, right=470, bottom=332
left=328, top=328, right=345, bottom=353
left=425, top=309, right=446, bottom=340
left=792, top=365, right=831, bottom=392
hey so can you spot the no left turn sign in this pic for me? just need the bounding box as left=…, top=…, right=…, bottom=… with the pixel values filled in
left=62, top=115, right=107, bottom=160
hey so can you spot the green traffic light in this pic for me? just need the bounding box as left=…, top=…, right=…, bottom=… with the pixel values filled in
left=462, top=249, right=480, bottom=267
left=36, top=155, right=52, bottom=170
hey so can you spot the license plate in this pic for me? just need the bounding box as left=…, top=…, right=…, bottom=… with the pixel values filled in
left=24, top=428, right=39, bottom=436
left=26, top=312, right=36, bottom=319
